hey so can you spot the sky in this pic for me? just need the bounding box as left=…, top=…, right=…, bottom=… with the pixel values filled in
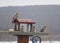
left=0, top=0, right=60, bottom=7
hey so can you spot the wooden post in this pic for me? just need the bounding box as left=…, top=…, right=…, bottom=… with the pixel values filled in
left=30, top=24, right=32, bottom=32
left=14, top=22, right=17, bottom=31
left=18, top=23, right=20, bottom=31
left=27, top=24, right=29, bottom=32
left=17, top=35, right=29, bottom=43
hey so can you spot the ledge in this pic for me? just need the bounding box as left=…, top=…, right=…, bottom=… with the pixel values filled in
left=0, top=31, right=48, bottom=36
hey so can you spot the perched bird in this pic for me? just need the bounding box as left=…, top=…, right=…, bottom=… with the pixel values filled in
left=12, top=13, right=19, bottom=23
left=13, top=13, right=18, bottom=20
left=40, top=26, right=46, bottom=32
left=20, top=25, right=24, bottom=32
left=12, top=13, right=19, bottom=31
left=31, top=26, right=35, bottom=32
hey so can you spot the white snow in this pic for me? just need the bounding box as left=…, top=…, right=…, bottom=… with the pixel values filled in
left=0, top=41, right=60, bottom=43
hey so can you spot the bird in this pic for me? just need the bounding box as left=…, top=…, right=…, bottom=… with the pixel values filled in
left=12, top=12, right=19, bottom=23
left=40, top=26, right=46, bottom=32
left=13, top=12, right=18, bottom=21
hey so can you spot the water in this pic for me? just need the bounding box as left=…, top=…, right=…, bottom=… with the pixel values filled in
left=0, top=41, right=60, bottom=43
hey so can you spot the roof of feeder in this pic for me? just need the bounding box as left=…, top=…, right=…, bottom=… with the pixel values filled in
left=12, top=18, right=35, bottom=24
